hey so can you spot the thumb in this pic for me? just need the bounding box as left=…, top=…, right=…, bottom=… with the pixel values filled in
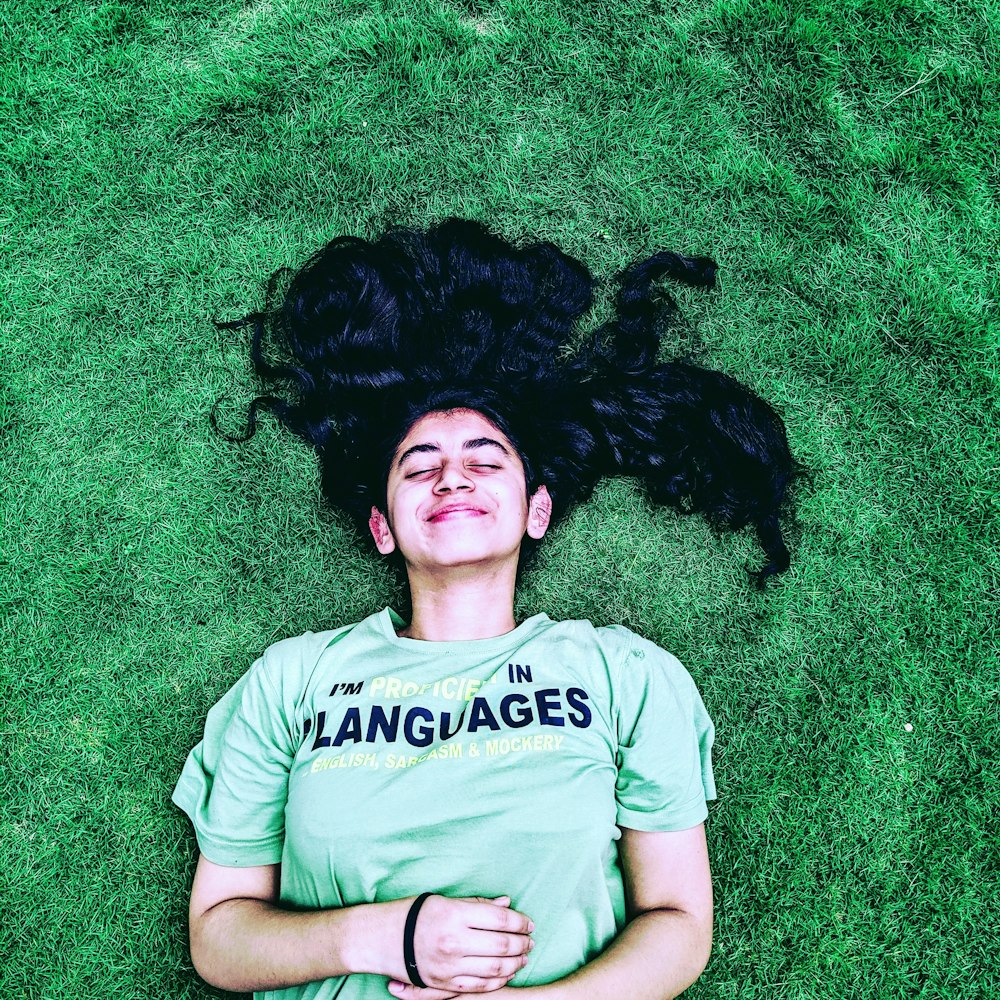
left=469, top=895, right=511, bottom=906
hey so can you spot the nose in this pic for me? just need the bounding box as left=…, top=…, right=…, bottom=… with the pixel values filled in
left=433, top=461, right=474, bottom=493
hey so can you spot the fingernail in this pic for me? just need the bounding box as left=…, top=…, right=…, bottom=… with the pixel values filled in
left=528, top=920, right=535, bottom=932
left=528, top=937, right=535, bottom=949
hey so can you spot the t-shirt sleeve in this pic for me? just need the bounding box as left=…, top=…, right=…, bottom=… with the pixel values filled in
left=609, top=629, right=716, bottom=832
left=171, top=645, right=298, bottom=867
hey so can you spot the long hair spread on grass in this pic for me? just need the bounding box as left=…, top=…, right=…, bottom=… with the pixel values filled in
left=217, top=218, right=799, bottom=583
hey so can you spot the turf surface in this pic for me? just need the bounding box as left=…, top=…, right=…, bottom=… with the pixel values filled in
left=3, top=0, right=997, bottom=997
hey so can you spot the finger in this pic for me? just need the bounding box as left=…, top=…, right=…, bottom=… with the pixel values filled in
left=451, top=954, right=529, bottom=980
left=450, top=975, right=517, bottom=993
left=387, top=982, right=459, bottom=1000
left=467, top=901, right=534, bottom=934
left=466, top=929, right=535, bottom=958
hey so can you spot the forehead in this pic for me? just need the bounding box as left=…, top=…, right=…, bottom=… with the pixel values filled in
left=393, top=408, right=516, bottom=456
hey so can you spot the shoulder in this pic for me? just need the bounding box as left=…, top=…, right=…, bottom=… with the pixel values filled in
left=258, top=623, right=357, bottom=668
left=602, top=626, right=689, bottom=679
left=249, top=613, right=381, bottom=694
left=528, top=617, right=693, bottom=695
left=538, top=618, right=684, bottom=671
left=545, top=619, right=699, bottom=704
left=523, top=617, right=628, bottom=668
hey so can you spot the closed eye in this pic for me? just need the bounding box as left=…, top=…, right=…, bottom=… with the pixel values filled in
left=402, top=462, right=501, bottom=478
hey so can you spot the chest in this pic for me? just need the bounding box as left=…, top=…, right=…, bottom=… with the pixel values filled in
left=280, top=652, right=622, bottom=901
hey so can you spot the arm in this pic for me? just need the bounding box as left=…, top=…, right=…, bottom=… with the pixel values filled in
left=541, top=824, right=713, bottom=1000
left=187, top=854, right=534, bottom=993
left=390, top=824, right=712, bottom=1000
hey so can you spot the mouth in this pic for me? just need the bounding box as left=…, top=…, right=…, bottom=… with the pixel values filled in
left=427, top=504, right=488, bottom=523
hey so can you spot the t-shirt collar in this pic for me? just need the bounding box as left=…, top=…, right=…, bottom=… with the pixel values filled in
left=379, top=607, right=551, bottom=654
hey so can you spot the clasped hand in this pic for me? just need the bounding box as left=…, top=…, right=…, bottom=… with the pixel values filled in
left=388, top=894, right=534, bottom=999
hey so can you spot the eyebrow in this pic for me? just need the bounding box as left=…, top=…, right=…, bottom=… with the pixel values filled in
left=396, top=437, right=511, bottom=467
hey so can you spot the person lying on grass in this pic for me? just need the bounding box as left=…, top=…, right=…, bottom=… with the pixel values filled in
left=173, top=219, right=797, bottom=1000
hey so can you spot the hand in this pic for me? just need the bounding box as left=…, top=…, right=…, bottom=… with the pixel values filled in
left=388, top=895, right=534, bottom=997
left=388, top=985, right=523, bottom=1000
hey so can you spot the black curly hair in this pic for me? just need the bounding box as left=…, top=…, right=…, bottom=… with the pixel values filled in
left=217, top=218, right=799, bottom=583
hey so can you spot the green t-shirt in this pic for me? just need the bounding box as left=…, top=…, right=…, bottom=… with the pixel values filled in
left=173, top=609, right=715, bottom=1000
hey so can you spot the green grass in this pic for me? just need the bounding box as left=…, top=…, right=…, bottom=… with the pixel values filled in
left=2, top=0, right=997, bottom=997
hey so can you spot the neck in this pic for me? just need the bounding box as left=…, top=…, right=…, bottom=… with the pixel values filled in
left=401, top=563, right=519, bottom=641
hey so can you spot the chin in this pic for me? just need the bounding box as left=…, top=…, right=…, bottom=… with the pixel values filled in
left=418, top=544, right=521, bottom=571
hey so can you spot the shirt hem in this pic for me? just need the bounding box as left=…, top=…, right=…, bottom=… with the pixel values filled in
left=615, top=800, right=710, bottom=833
left=172, top=785, right=284, bottom=867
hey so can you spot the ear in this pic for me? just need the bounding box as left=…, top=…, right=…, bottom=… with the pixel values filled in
left=368, top=506, right=396, bottom=555
left=526, top=485, right=553, bottom=540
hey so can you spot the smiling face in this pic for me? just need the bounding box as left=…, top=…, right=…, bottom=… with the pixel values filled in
left=368, top=409, right=552, bottom=575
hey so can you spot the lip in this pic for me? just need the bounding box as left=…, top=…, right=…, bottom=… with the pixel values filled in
left=426, top=504, right=488, bottom=522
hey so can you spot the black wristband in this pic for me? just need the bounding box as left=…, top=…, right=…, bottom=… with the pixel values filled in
left=403, top=892, right=433, bottom=989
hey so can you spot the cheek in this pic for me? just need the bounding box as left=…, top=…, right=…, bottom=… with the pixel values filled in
left=498, top=486, right=531, bottom=525
left=387, top=492, right=429, bottom=542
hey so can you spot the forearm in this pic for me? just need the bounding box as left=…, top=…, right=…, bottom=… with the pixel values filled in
left=192, top=896, right=407, bottom=991
left=519, top=908, right=711, bottom=1000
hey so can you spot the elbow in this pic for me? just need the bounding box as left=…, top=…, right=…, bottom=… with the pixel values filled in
left=189, top=908, right=240, bottom=991
left=691, top=914, right=713, bottom=981
left=681, top=909, right=713, bottom=989
left=190, top=945, right=241, bottom=992
left=189, top=926, right=222, bottom=989
left=645, top=905, right=713, bottom=993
